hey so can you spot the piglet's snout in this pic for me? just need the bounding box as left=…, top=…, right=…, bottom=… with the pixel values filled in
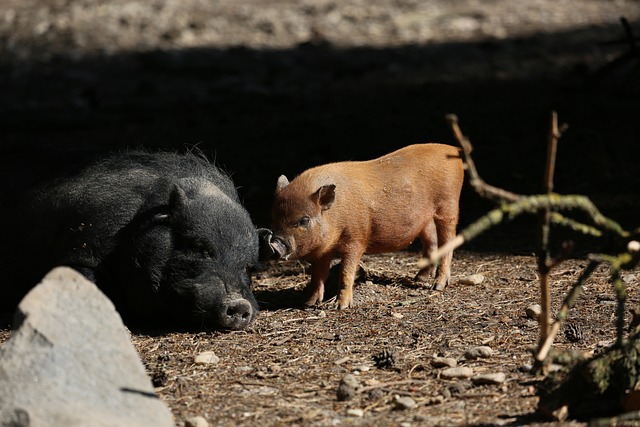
left=269, top=236, right=290, bottom=260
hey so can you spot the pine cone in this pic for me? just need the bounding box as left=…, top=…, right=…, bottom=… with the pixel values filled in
left=373, top=349, right=396, bottom=369
left=564, top=323, right=584, bottom=343
left=151, top=368, right=169, bottom=387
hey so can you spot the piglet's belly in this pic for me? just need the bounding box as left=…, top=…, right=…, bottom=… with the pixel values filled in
left=365, top=225, right=425, bottom=254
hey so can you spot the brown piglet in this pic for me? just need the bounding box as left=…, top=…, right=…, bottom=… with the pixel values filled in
left=268, top=143, right=464, bottom=309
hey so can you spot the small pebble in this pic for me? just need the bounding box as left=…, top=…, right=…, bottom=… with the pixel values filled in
left=341, top=374, right=359, bottom=388
left=337, top=383, right=356, bottom=401
left=185, top=416, right=209, bottom=427
left=337, top=374, right=359, bottom=401
left=346, top=408, right=364, bottom=417
left=394, top=395, right=417, bottom=410
left=194, top=351, right=219, bottom=365
left=448, top=382, right=468, bottom=395
left=464, top=346, right=493, bottom=360
left=471, top=372, right=506, bottom=385
left=367, top=388, right=386, bottom=400
left=526, top=304, right=542, bottom=320
left=431, top=357, right=457, bottom=368
left=368, top=388, right=385, bottom=400
left=440, top=367, right=474, bottom=379
left=520, top=363, right=533, bottom=373
left=458, top=274, right=485, bottom=285
left=428, top=395, right=445, bottom=405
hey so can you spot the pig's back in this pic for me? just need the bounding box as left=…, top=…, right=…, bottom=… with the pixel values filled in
left=297, top=143, right=462, bottom=207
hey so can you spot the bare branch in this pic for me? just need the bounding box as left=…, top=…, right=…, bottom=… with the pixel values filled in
left=445, top=114, right=520, bottom=202
left=536, top=261, right=600, bottom=362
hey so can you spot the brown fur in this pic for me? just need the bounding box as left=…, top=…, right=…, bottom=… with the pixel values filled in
left=271, top=143, right=464, bottom=309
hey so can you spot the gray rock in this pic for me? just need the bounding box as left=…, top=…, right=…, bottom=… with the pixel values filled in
left=185, top=416, right=209, bottom=427
left=471, top=372, right=506, bottom=385
left=440, top=367, right=474, bottom=379
left=458, top=274, right=485, bottom=285
left=337, top=374, right=359, bottom=401
left=464, top=346, right=493, bottom=360
left=526, top=304, right=542, bottom=320
left=346, top=408, right=364, bottom=417
left=394, top=395, right=417, bottom=410
left=431, top=356, right=457, bottom=368
left=194, top=351, right=220, bottom=365
left=0, top=267, right=175, bottom=427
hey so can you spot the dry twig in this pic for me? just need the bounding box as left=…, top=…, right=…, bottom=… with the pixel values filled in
left=431, top=113, right=639, bottom=366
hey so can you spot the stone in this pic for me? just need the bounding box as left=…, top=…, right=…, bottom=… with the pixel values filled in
left=346, top=408, right=364, bottom=417
left=394, top=395, right=417, bottom=410
left=458, top=274, right=485, bottom=285
left=440, top=367, right=474, bottom=379
left=526, top=304, right=542, bottom=320
left=431, top=356, right=457, bottom=368
left=471, top=372, right=506, bottom=385
left=465, top=346, right=493, bottom=360
left=185, top=416, right=209, bottom=427
left=0, top=267, right=175, bottom=427
left=337, top=374, right=359, bottom=401
left=195, top=351, right=220, bottom=365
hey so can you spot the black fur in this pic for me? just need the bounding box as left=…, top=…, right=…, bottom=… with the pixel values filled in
left=0, top=150, right=261, bottom=330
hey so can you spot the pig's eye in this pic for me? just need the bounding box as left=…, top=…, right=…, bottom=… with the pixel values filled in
left=192, top=240, right=213, bottom=259
left=296, top=216, right=310, bottom=228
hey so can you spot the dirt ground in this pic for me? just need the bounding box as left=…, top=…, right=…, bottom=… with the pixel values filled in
left=1, top=0, right=640, bottom=426
left=134, top=251, right=639, bottom=427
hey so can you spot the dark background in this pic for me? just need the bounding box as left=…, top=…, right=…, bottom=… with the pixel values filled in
left=1, top=1, right=638, bottom=253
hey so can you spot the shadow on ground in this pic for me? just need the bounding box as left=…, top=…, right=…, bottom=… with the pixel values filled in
left=1, top=20, right=638, bottom=251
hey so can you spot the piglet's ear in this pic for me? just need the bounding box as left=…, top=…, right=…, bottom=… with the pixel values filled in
left=169, top=184, right=188, bottom=212
left=276, top=175, right=290, bottom=193
left=314, top=184, right=336, bottom=211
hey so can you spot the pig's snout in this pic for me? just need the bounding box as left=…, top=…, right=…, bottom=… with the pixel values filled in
left=219, top=298, right=254, bottom=330
left=269, top=236, right=290, bottom=260
left=257, top=228, right=290, bottom=261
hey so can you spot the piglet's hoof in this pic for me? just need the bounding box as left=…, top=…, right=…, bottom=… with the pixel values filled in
left=336, top=295, right=353, bottom=310
left=304, top=288, right=324, bottom=307
left=432, top=281, right=448, bottom=292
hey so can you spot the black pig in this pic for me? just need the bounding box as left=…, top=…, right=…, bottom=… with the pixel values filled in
left=0, top=150, right=266, bottom=330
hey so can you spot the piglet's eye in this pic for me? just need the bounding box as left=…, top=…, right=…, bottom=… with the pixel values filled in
left=297, top=216, right=310, bottom=228
left=202, top=249, right=212, bottom=259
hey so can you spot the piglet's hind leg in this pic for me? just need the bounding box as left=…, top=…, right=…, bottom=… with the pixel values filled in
left=432, top=216, right=457, bottom=291
left=415, top=219, right=438, bottom=282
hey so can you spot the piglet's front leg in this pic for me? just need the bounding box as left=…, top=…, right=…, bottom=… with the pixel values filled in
left=336, top=249, right=365, bottom=309
left=304, top=256, right=332, bottom=307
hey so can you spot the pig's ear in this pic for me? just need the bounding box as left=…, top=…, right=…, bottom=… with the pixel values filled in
left=276, top=175, right=290, bottom=193
left=168, top=184, right=189, bottom=212
left=314, top=184, right=336, bottom=211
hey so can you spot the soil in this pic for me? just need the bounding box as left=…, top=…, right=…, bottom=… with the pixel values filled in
left=1, top=1, right=640, bottom=426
